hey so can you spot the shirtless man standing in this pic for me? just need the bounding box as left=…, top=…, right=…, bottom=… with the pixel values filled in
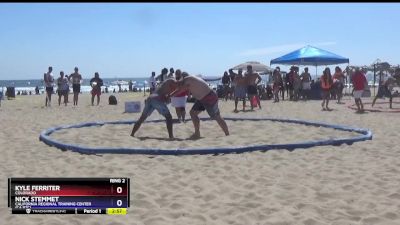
left=230, top=69, right=247, bottom=112
left=173, top=73, right=229, bottom=139
left=69, top=67, right=82, bottom=106
left=245, top=65, right=262, bottom=110
left=130, top=78, right=178, bottom=139
left=44, top=66, right=54, bottom=107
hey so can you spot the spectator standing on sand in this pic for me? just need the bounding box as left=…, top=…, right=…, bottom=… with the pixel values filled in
left=90, top=72, right=104, bottom=106
left=170, top=70, right=189, bottom=122
left=44, top=66, right=54, bottom=107
left=57, top=71, right=69, bottom=106
left=69, top=67, right=82, bottom=106
left=320, top=67, right=333, bottom=111
left=351, top=69, right=367, bottom=113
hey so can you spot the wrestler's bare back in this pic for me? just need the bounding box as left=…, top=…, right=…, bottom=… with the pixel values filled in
left=181, top=76, right=211, bottom=100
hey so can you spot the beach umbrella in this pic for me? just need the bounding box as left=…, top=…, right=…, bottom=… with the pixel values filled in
left=231, top=61, right=273, bottom=73
left=372, top=61, right=391, bottom=71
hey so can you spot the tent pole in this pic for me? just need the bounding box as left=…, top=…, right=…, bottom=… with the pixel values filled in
left=373, top=64, right=376, bottom=97
left=315, top=65, right=318, bottom=81
left=347, top=63, right=350, bottom=97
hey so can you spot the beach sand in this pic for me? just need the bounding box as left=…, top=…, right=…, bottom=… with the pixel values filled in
left=1, top=93, right=400, bottom=225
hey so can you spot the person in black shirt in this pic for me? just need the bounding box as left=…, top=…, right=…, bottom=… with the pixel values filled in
left=221, top=71, right=231, bottom=101
left=90, top=72, right=103, bottom=106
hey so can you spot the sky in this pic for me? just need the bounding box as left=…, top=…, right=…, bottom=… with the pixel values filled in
left=0, top=3, right=399, bottom=80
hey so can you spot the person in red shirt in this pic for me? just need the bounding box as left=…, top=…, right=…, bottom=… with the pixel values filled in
left=351, top=69, right=367, bottom=113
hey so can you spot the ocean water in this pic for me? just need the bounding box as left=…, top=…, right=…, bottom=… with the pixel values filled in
left=0, top=78, right=149, bottom=93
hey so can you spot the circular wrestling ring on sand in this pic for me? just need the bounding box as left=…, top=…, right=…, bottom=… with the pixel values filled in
left=347, top=101, right=400, bottom=113
left=39, top=117, right=372, bottom=155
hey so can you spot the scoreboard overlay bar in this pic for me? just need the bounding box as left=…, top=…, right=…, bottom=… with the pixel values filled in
left=8, top=178, right=130, bottom=215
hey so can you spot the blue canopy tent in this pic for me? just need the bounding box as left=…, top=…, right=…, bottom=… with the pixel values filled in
left=270, top=45, right=350, bottom=100
left=270, top=45, right=349, bottom=79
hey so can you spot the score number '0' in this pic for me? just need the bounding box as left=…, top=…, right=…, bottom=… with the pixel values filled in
left=116, top=186, right=123, bottom=207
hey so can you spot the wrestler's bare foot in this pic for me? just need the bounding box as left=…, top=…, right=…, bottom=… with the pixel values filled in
left=188, top=133, right=201, bottom=140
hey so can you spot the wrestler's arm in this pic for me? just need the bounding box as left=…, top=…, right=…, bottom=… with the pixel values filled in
left=168, top=86, right=181, bottom=97
left=168, top=80, right=188, bottom=97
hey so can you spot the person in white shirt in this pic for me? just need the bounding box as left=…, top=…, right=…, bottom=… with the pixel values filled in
left=44, top=66, right=54, bottom=107
left=149, top=72, right=156, bottom=94
left=168, top=67, right=175, bottom=79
